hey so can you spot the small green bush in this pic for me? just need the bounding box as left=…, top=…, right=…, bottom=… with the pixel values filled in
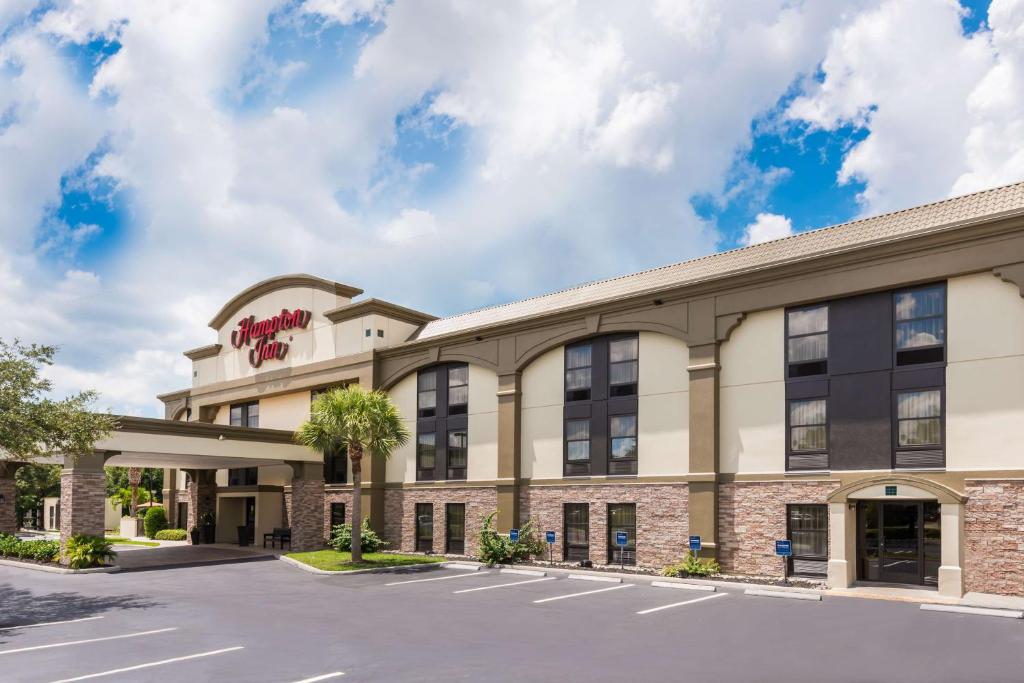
left=477, top=511, right=544, bottom=566
left=154, top=528, right=187, bottom=541
left=0, top=535, right=59, bottom=564
left=661, top=552, right=721, bottom=578
left=64, top=535, right=117, bottom=569
left=329, top=519, right=388, bottom=553
left=143, top=507, right=168, bottom=539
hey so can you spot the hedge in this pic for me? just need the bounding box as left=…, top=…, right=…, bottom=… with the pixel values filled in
left=144, top=506, right=168, bottom=539
left=0, top=534, right=60, bottom=564
left=154, top=528, right=188, bottom=541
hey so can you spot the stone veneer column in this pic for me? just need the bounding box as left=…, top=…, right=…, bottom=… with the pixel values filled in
left=59, top=453, right=108, bottom=564
left=162, top=468, right=178, bottom=528
left=496, top=370, right=522, bottom=534
left=288, top=461, right=325, bottom=552
left=687, top=338, right=720, bottom=559
left=0, top=462, right=22, bottom=535
left=185, top=469, right=217, bottom=542
left=939, top=502, right=965, bottom=598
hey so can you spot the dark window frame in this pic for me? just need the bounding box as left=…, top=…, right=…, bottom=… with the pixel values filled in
left=563, top=503, right=590, bottom=562
left=893, top=283, right=947, bottom=369
left=227, top=467, right=258, bottom=486
left=607, top=503, right=637, bottom=566
left=786, top=504, right=828, bottom=577
left=415, top=503, right=433, bottom=553
left=785, top=304, right=829, bottom=380
left=892, top=386, right=945, bottom=469
left=229, top=401, right=259, bottom=428
left=330, top=502, right=346, bottom=529
left=416, top=363, right=469, bottom=482
left=311, top=387, right=349, bottom=484
left=445, top=503, right=465, bottom=555
left=785, top=398, right=829, bottom=471
left=563, top=334, right=639, bottom=477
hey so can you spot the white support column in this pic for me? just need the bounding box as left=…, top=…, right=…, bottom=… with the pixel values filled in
left=938, top=502, right=965, bottom=598
left=827, top=502, right=856, bottom=589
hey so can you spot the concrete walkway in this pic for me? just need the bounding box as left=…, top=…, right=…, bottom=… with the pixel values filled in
left=114, top=544, right=281, bottom=572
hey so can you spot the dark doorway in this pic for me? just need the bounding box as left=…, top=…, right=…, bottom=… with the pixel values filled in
left=244, top=497, right=256, bottom=545
left=176, top=502, right=188, bottom=530
left=857, top=500, right=939, bottom=585
left=445, top=504, right=465, bottom=555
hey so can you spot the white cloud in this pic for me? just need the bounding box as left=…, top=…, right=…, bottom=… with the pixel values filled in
left=740, top=212, right=793, bottom=246
left=381, top=208, right=439, bottom=243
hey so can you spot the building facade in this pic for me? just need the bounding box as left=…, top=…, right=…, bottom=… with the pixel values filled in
left=159, top=182, right=1024, bottom=598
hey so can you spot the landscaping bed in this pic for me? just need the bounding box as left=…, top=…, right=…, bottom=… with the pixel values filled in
left=285, top=550, right=445, bottom=572
left=104, top=536, right=160, bottom=547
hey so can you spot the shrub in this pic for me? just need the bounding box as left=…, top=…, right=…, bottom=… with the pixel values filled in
left=64, top=535, right=117, bottom=569
left=0, top=533, right=18, bottom=557
left=477, top=511, right=544, bottom=566
left=154, top=528, right=187, bottom=541
left=0, top=535, right=59, bottom=564
left=661, top=552, right=721, bottom=578
left=143, top=507, right=168, bottom=539
left=329, top=519, right=388, bottom=553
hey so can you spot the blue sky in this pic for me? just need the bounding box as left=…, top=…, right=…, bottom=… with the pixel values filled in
left=2, top=0, right=1021, bottom=415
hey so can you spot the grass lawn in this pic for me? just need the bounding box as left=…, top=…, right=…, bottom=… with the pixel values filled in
left=104, top=536, right=160, bottom=547
left=286, top=550, right=444, bottom=572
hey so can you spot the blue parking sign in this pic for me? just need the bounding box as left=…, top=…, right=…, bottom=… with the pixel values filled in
left=509, top=528, right=519, bottom=542
left=546, top=530, right=556, bottom=544
left=689, top=535, right=701, bottom=552
left=616, top=531, right=628, bottom=547
left=775, top=540, right=792, bottom=557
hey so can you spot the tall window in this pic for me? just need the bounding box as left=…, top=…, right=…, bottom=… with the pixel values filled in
left=312, top=388, right=347, bottom=484
left=787, top=504, right=828, bottom=577
left=565, top=343, right=593, bottom=402
left=447, top=430, right=467, bottom=480
left=446, top=503, right=465, bottom=555
left=416, top=503, right=433, bottom=553
left=228, top=467, right=258, bottom=486
left=564, top=503, right=589, bottom=562
left=416, top=363, right=469, bottom=481
left=229, top=401, right=259, bottom=428
left=786, top=305, right=828, bottom=378
left=330, top=503, right=346, bottom=530
left=895, top=284, right=945, bottom=366
left=416, top=433, right=436, bottom=481
left=607, top=503, right=636, bottom=566
left=564, top=334, right=639, bottom=477
left=896, top=390, right=942, bottom=447
left=787, top=399, right=828, bottom=471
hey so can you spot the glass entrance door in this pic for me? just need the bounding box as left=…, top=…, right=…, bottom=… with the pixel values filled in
left=857, top=501, right=940, bottom=586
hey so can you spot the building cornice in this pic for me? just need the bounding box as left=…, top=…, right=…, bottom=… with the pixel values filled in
left=115, top=415, right=298, bottom=444
left=323, top=298, right=437, bottom=326
left=208, top=274, right=364, bottom=330
left=183, top=343, right=222, bottom=361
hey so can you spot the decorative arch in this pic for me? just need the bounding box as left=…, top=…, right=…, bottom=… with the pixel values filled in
left=826, top=475, right=966, bottom=505
left=378, top=351, right=499, bottom=391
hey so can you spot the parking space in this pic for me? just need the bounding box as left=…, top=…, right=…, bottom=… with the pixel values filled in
left=2, top=561, right=1022, bottom=682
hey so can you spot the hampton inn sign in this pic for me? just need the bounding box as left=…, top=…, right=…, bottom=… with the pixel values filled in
left=230, top=308, right=311, bottom=368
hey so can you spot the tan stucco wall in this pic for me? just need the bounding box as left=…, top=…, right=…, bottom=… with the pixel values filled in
left=947, top=273, right=1024, bottom=470
left=386, top=372, right=417, bottom=483
left=637, top=332, right=689, bottom=476
left=257, top=392, right=311, bottom=431
left=720, top=309, right=786, bottom=474
left=520, top=345, right=564, bottom=480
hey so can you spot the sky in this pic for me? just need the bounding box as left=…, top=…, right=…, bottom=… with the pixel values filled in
left=1, top=0, right=1022, bottom=417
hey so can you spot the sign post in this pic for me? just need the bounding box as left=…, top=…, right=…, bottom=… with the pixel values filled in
left=775, top=539, right=793, bottom=584
left=546, top=530, right=556, bottom=564
left=688, top=535, right=701, bottom=559
left=616, top=531, right=628, bottom=571
left=509, top=528, right=520, bottom=543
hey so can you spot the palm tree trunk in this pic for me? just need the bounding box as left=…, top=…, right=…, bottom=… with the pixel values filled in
left=128, top=467, right=142, bottom=519
left=349, top=443, right=363, bottom=564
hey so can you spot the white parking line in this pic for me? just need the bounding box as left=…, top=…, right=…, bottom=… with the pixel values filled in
left=289, top=673, right=346, bottom=683
left=533, top=583, right=634, bottom=603
left=48, top=646, right=245, bottom=682
left=454, top=577, right=557, bottom=593
left=0, top=616, right=104, bottom=632
left=0, top=628, right=177, bottom=656
left=636, top=592, right=728, bottom=615
left=385, top=571, right=491, bottom=586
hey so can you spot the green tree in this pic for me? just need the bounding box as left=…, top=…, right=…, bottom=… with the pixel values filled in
left=296, top=385, right=408, bottom=563
left=14, top=463, right=61, bottom=525
left=0, top=340, right=115, bottom=461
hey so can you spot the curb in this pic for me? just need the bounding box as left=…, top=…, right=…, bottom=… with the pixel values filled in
left=277, top=555, right=447, bottom=576
left=745, top=588, right=822, bottom=601
left=443, top=563, right=482, bottom=571
left=0, top=559, right=120, bottom=575
left=500, top=568, right=546, bottom=577
left=568, top=573, right=622, bottom=583
left=651, top=580, right=716, bottom=592
left=920, top=604, right=1024, bottom=619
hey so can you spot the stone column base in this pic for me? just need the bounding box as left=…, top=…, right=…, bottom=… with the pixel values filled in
left=938, top=565, right=964, bottom=598
left=827, top=559, right=853, bottom=589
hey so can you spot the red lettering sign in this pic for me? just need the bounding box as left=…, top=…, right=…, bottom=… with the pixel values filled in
left=230, top=308, right=311, bottom=368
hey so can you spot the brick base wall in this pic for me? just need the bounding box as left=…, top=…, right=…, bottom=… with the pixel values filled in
left=965, top=480, right=1024, bottom=597
left=718, top=481, right=838, bottom=577
left=59, top=469, right=106, bottom=563
left=186, top=476, right=216, bottom=543
left=383, top=487, right=497, bottom=556
left=519, top=484, right=689, bottom=569
left=0, top=476, right=17, bottom=535
left=323, top=489, right=355, bottom=541
left=290, top=479, right=326, bottom=552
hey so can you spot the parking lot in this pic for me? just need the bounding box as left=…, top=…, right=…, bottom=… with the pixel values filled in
left=2, top=560, right=1023, bottom=682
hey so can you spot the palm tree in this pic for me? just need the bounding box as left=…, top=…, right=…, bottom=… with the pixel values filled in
left=295, top=385, right=409, bottom=563
left=128, top=467, right=142, bottom=518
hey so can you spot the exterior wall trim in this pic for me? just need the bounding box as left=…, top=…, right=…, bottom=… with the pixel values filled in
left=826, top=475, right=966, bottom=505
left=208, top=273, right=363, bottom=330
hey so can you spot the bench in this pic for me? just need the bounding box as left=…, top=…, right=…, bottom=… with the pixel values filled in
left=263, top=527, right=292, bottom=550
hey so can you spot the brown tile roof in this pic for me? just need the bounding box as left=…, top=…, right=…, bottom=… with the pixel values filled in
left=415, top=181, right=1024, bottom=341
